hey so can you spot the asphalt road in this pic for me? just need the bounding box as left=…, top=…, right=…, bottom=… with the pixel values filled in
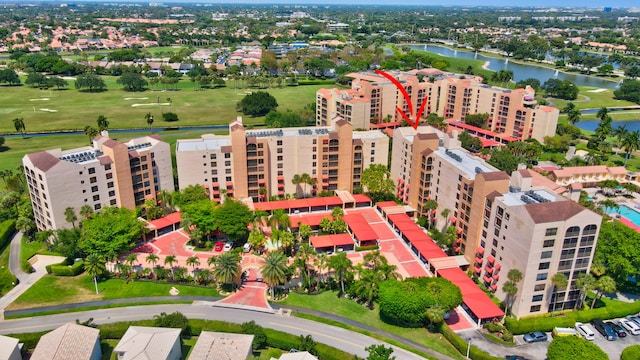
left=0, top=304, right=428, bottom=360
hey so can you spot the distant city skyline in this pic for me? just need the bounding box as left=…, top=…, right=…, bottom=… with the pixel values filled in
left=34, top=0, right=639, bottom=9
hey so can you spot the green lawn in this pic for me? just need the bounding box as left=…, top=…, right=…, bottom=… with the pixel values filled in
left=0, top=80, right=325, bottom=134
left=20, top=238, right=58, bottom=272
left=8, top=274, right=220, bottom=310
left=280, top=291, right=463, bottom=360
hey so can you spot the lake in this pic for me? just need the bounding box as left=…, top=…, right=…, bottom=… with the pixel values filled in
left=576, top=120, right=640, bottom=132
left=410, top=44, right=620, bottom=89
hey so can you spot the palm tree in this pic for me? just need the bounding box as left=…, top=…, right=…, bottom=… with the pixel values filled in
left=145, top=253, right=159, bottom=269
left=262, top=251, right=288, bottom=298
left=314, top=252, right=328, bottom=286
left=125, top=253, right=138, bottom=267
left=422, top=200, right=438, bottom=229
left=591, top=276, right=616, bottom=309
left=96, top=115, right=109, bottom=132
left=84, top=254, right=106, bottom=294
left=269, top=209, right=290, bottom=230
left=550, top=273, right=568, bottom=315
left=425, top=304, right=447, bottom=332
left=145, top=112, right=154, bottom=132
left=621, top=130, right=640, bottom=166
left=295, top=243, right=316, bottom=292
left=502, top=281, right=518, bottom=315
left=64, top=207, right=77, bottom=228
left=596, top=107, right=609, bottom=121
left=613, top=124, right=628, bottom=150
left=173, top=266, right=188, bottom=282
left=164, top=255, right=177, bottom=277
left=186, top=255, right=201, bottom=272
left=13, top=117, right=25, bottom=138
left=79, top=204, right=94, bottom=219
left=352, top=266, right=379, bottom=308
left=195, top=268, right=213, bottom=285
left=213, top=251, right=241, bottom=289
left=440, top=208, right=451, bottom=230
left=279, top=231, right=295, bottom=254
left=574, top=273, right=596, bottom=309
left=328, top=252, right=353, bottom=295
left=83, top=125, right=99, bottom=144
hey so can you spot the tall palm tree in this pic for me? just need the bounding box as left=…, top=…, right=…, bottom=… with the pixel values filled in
left=13, top=117, right=25, bottom=138
left=591, top=276, right=616, bottom=309
left=574, top=273, right=596, bottom=309
left=314, top=253, right=328, bottom=286
left=145, top=112, right=154, bottom=132
left=96, top=115, right=109, bottom=132
left=262, top=251, right=288, bottom=298
left=425, top=304, right=447, bottom=332
left=213, top=252, right=241, bottom=289
left=621, top=130, right=640, bottom=166
left=502, top=281, right=518, bottom=315
left=550, top=273, right=568, bottom=315
left=145, top=253, right=159, bottom=268
left=186, top=255, right=201, bottom=272
left=85, top=254, right=106, bottom=294
left=328, top=252, right=353, bottom=295
left=613, top=124, right=628, bottom=150
left=294, top=243, right=316, bottom=292
left=64, top=207, right=77, bottom=228
left=164, top=255, right=177, bottom=277
left=79, top=204, right=94, bottom=220
left=125, top=253, right=138, bottom=267
left=596, top=107, right=609, bottom=121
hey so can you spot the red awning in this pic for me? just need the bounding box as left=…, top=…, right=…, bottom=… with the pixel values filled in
left=475, top=255, right=483, bottom=264
left=483, top=275, right=492, bottom=283
left=493, top=274, right=500, bottom=281
left=212, top=182, right=219, bottom=188
left=398, top=178, right=405, bottom=183
left=278, top=190, right=285, bottom=195
left=485, top=266, right=494, bottom=274
left=487, top=255, right=495, bottom=264
left=455, top=238, right=462, bottom=245
left=495, top=263, right=501, bottom=271
left=473, top=265, right=481, bottom=273
left=278, top=183, right=284, bottom=188
left=227, top=189, right=234, bottom=194
left=277, top=176, right=284, bottom=181
left=490, top=284, right=498, bottom=291
left=453, top=246, right=460, bottom=253
left=457, top=228, right=463, bottom=235
left=212, top=190, right=220, bottom=195
left=477, top=246, right=485, bottom=255
left=226, top=181, right=234, bottom=187
left=437, top=267, right=505, bottom=320
left=322, top=182, right=329, bottom=187
left=258, top=179, right=266, bottom=184
left=310, top=234, right=354, bottom=248
left=451, top=216, right=457, bottom=223
left=322, top=175, right=329, bottom=179
left=344, top=213, right=378, bottom=242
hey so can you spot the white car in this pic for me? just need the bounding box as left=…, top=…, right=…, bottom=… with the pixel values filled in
left=575, top=322, right=596, bottom=341
left=620, top=318, right=640, bottom=335
left=223, top=242, right=233, bottom=252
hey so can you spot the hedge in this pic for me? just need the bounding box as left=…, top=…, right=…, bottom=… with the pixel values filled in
left=621, top=344, right=640, bottom=360
left=441, top=324, right=502, bottom=360
left=0, top=219, right=16, bottom=250
left=50, top=260, right=84, bottom=276
left=355, top=245, right=380, bottom=252
left=505, top=296, right=640, bottom=334
left=45, top=259, right=70, bottom=274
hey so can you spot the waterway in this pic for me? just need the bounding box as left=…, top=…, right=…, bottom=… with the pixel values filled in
left=576, top=120, right=640, bottom=132
left=409, top=44, right=619, bottom=89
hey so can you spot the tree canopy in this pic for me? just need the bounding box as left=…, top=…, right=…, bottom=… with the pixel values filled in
left=79, top=206, right=143, bottom=260
left=361, top=164, right=395, bottom=202
left=378, top=277, right=462, bottom=328
left=237, top=91, right=278, bottom=117
left=117, top=72, right=149, bottom=92
left=593, top=220, right=640, bottom=286
left=211, top=200, right=253, bottom=241
left=546, top=335, right=607, bottom=360
left=75, top=73, right=107, bottom=92
left=614, top=79, right=640, bottom=105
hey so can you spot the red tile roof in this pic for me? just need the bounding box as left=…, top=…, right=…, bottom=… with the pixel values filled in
left=344, top=213, right=378, bottom=241
left=310, top=234, right=354, bottom=248
left=147, top=212, right=182, bottom=230
left=437, top=267, right=505, bottom=320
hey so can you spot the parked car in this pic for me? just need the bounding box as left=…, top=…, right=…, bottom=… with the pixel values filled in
left=627, top=315, right=640, bottom=327
left=243, top=243, right=252, bottom=252
left=620, top=318, right=640, bottom=335
left=552, top=327, right=580, bottom=338
left=606, top=321, right=626, bottom=338
left=214, top=241, right=224, bottom=252
left=223, top=242, right=233, bottom=252
left=523, top=331, right=548, bottom=343
left=575, top=322, right=596, bottom=341
left=591, top=319, right=617, bottom=341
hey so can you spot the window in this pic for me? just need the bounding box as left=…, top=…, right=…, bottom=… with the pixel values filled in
left=141, top=156, right=147, bottom=162
left=108, top=190, right=115, bottom=197
left=108, top=182, right=114, bottom=188
left=226, top=176, right=232, bottom=182
left=224, top=153, right=231, bottom=159
left=210, top=154, right=216, bottom=159
left=563, top=237, right=578, bottom=248
left=91, top=186, right=98, bottom=192
left=530, top=305, right=541, bottom=312
left=88, top=167, right=95, bottom=174
left=110, top=199, right=117, bottom=205
left=541, top=251, right=552, bottom=259
left=538, top=262, right=550, bottom=270
left=545, top=228, right=558, bottom=236
left=532, top=295, right=543, bottom=302
left=543, top=239, right=555, bottom=248
left=106, top=173, right=113, bottom=179
left=93, top=195, right=100, bottom=201
left=225, top=161, right=231, bottom=167
left=277, top=140, right=283, bottom=146
left=534, top=284, right=545, bottom=292
left=94, top=204, right=101, bottom=210
left=105, top=164, right=111, bottom=171
left=90, top=176, right=97, bottom=183
left=536, top=273, right=548, bottom=281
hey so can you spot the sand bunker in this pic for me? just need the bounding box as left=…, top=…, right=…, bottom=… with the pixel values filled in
left=587, top=89, right=608, bottom=93
left=39, top=108, right=58, bottom=112
left=124, top=97, right=149, bottom=100
left=30, top=98, right=50, bottom=101
left=131, top=103, right=170, bottom=107
left=61, top=76, right=76, bottom=80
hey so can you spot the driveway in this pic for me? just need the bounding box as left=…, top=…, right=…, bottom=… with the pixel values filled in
left=0, top=231, right=65, bottom=319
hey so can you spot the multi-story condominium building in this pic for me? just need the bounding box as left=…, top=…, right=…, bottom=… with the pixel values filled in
left=317, top=70, right=558, bottom=142
left=486, top=170, right=602, bottom=318
left=548, top=165, right=629, bottom=187
left=176, top=117, right=389, bottom=202
left=390, top=125, right=601, bottom=318
left=23, top=133, right=174, bottom=231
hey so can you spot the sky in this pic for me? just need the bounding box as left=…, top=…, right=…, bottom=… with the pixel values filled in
left=47, top=0, right=639, bottom=8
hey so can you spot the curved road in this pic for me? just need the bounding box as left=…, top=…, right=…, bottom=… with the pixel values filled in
left=0, top=304, right=427, bottom=360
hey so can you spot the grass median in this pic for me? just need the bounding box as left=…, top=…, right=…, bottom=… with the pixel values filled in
left=279, top=291, right=463, bottom=360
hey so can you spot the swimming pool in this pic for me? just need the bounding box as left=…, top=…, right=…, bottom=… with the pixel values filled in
left=605, top=205, right=640, bottom=226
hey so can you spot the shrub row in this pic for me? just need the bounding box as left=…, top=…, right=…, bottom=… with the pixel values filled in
left=355, top=245, right=380, bottom=252
left=506, top=297, right=640, bottom=334
left=45, top=259, right=69, bottom=274
left=0, top=219, right=16, bottom=250
left=441, top=324, right=502, bottom=360
left=49, top=261, right=84, bottom=276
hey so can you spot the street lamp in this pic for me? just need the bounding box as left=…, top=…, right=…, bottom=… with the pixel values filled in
left=466, top=338, right=471, bottom=359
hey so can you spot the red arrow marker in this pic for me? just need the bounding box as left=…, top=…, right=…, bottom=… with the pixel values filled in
left=374, top=70, right=425, bottom=130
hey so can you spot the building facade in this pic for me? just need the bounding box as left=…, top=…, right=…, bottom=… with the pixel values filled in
left=317, top=70, right=558, bottom=142
left=23, top=133, right=174, bottom=231
left=176, top=117, right=389, bottom=202
left=390, top=125, right=601, bottom=318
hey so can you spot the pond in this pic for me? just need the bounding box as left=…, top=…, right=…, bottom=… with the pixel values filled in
left=410, top=44, right=620, bottom=89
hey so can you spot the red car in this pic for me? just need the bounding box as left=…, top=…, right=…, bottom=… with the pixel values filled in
left=214, top=241, right=224, bottom=252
